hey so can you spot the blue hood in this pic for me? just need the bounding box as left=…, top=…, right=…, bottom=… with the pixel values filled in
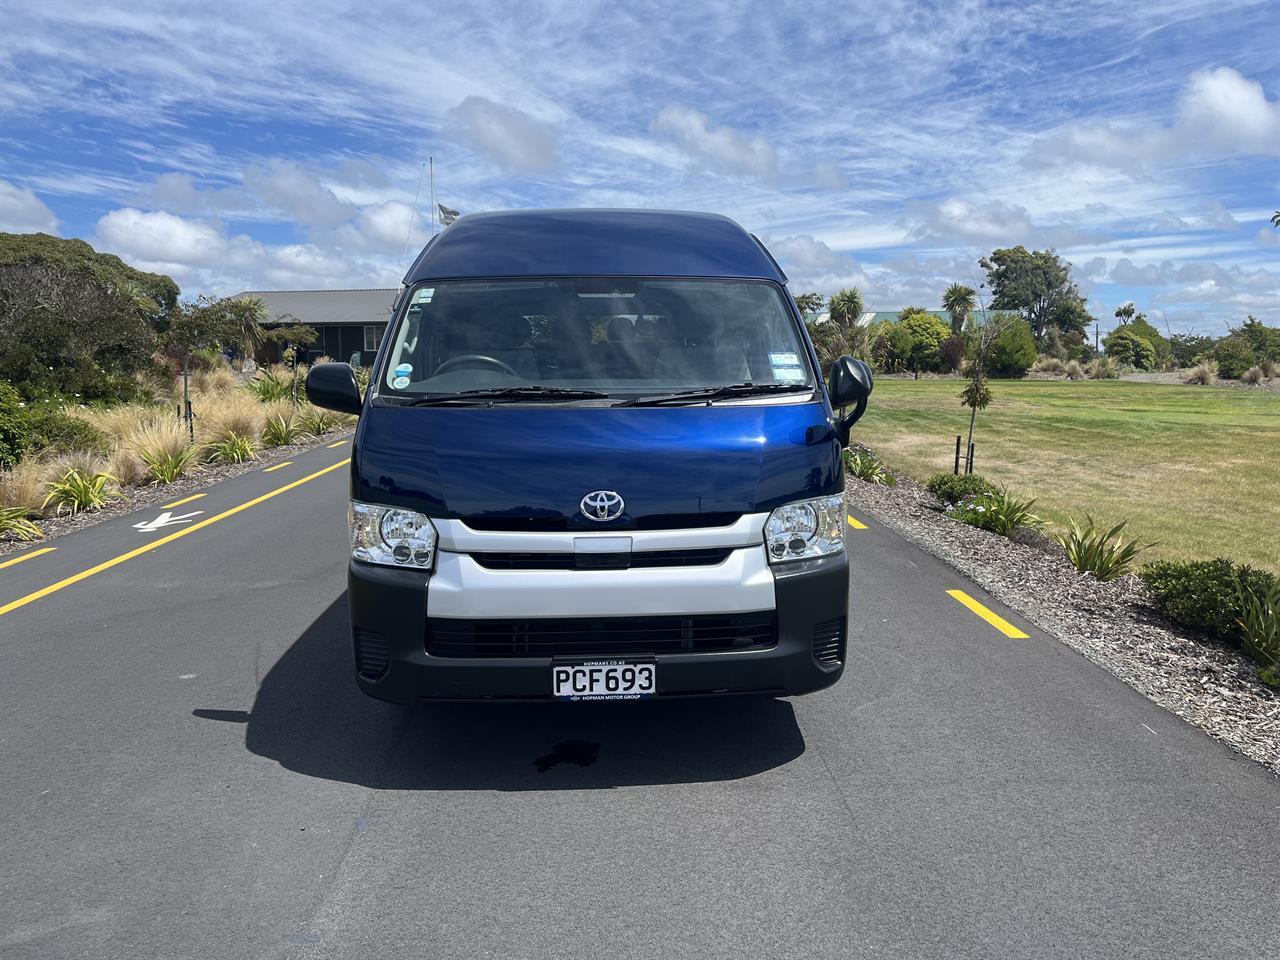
left=354, top=402, right=841, bottom=527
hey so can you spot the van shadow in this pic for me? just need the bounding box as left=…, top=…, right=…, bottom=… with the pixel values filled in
left=222, top=594, right=805, bottom=791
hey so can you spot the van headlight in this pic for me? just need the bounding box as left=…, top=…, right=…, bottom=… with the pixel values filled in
left=764, top=494, right=845, bottom=563
left=349, top=501, right=437, bottom=569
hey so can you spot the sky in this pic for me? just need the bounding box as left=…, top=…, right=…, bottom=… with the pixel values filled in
left=1, top=0, right=1278, bottom=335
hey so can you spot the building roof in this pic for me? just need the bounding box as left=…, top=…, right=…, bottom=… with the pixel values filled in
left=230, top=289, right=399, bottom=326
left=402, top=209, right=786, bottom=284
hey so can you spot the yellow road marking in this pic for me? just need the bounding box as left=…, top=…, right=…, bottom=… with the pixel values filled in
left=947, top=589, right=1030, bottom=639
left=0, top=459, right=350, bottom=618
left=161, top=493, right=206, bottom=509
left=846, top=514, right=868, bottom=530
left=263, top=461, right=293, bottom=473
left=0, top=547, right=56, bottom=571
left=326, top=440, right=348, bottom=449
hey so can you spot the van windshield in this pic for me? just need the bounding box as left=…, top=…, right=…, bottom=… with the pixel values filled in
left=378, top=277, right=813, bottom=401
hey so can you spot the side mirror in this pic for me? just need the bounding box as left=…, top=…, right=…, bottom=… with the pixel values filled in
left=305, top=362, right=363, bottom=416
left=829, top=356, right=873, bottom=447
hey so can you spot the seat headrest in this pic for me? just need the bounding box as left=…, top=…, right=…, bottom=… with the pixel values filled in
left=607, top=316, right=638, bottom=341
left=488, top=315, right=532, bottom=349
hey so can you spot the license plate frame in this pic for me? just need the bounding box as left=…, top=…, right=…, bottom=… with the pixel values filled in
left=552, top=659, right=656, bottom=701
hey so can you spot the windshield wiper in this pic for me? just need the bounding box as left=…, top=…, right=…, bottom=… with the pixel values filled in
left=397, top=386, right=612, bottom=406
left=613, top=382, right=813, bottom=408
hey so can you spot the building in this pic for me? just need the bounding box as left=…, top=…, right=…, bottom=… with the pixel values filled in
left=231, top=288, right=399, bottom=366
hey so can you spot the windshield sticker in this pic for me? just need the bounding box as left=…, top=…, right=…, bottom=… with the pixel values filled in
left=414, top=288, right=434, bottom=303
left=769, top=352, right=800, bottom=365
left=773, top=365, right=806, bottom=382
left=392, top=376, right=411, bottom=389
left=394, top=363, right=413, bottom=378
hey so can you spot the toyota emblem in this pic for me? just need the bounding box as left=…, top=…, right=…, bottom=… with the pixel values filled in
left=580, top=490, right=625, bottom=522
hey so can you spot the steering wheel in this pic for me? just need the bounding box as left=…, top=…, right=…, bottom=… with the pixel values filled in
left=432, top=354, right=519, bottom=377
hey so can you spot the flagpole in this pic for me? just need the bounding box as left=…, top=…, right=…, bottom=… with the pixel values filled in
left=402, top=161, right=425, bottom=262
left=429, top=157, right=436, bottom=236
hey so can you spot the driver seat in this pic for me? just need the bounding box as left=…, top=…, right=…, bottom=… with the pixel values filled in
left=462, top=315, right=539, bottom=379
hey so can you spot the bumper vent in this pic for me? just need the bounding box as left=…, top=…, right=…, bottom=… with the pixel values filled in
left=471, top=548, right=732, bottom=571
left=354, top=628, right=390, bottom=679
left=427, top=612, right=776, bottom=659
left=812, top=618, right=846, bottom=667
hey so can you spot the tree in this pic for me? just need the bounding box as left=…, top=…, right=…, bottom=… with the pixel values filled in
left=1126, top=315, right=1171, bottom=368
left=827, top=288, right=864, bottom=332
left=958, top=296, right=1021, bottom=468
left=1103, top=326, right=1156, bottom=370
left=0, top=232, right=178, bottom=401
left=979, top=246, right=1089, bottom=339
left=1114, top=302, right=1136, bottom=324
left=987, top=317, right=1037, bottom=377
left=1170, top=332, right=1215, bottom=367
left=162, top=296, right=246, bottom=438
left=1233, top=315, right=1280, bottom=362
left=793, top=292, right=824, bottom=317
left=895, top=308, right=949, bottom=378
left=1213, top=335, right=1258, bottom=380
left=1272, top=211, right=1280, bottom=228
left=941, top=283, right=976, bottom=336
left=262, top=322, right=319, bottom=403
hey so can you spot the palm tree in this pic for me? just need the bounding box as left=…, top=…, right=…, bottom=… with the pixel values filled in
left=1114, top=302, right=1135, bottom=325
left=941, top=283, right=976, bottom=336
left=1271, top=211, right=1280, bottom=227
left=828, top=288, right=864, bottom=333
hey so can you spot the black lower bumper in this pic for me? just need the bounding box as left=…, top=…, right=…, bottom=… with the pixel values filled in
left=346, top=552, right=849, bottom=703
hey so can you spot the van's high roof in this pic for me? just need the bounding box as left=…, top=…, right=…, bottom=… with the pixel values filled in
left=402, top=209, right=787, bottom=285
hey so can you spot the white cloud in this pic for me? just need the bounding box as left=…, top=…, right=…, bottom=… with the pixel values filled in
left=652, top=104, right=779, bottom=182
left=903, top=197, right=1094, bottom=247
left=769, top=234, right=866, bottom=292
left=242, top=161, right=352, bottom=228
left=1030, top=67, right=1280, bottom=170
left=0, top=180, right=59, bottom=233
left=448, top=96, right=559, bottom=174
left=94, top=207, right=226, bottom=270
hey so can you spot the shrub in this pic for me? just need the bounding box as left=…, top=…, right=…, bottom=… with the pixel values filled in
left=0, top=505, right=41, bottom=540
left=1235, top=575, right=1280, bottom=676
left=190, top=366, right=239, bottom=394
left=1055, top=516, right=1148, bottom=581
left=0, top=382, right=23, bottom=466
left=926, top=473, right=998, bottom=505
left=987, top=319, right=1037, bottom=377
left=1261, top=357, right=1278, bottom=379
left=261, top=411, right=303, bottom=447
left=1104, top=327, right=1157, bottom=370
left=1184, top=360, right=1218, bottom=385
left=947, top=487, right=1041, bottom=537
left=1063, top=359, right=1085, bottom=380
left=353, top=364, right=373, bottom=392
left=139, top=445, right=199, bottom=484
left=203, top=433, right=257, bottom=465
left=106, top=444, right=149, bottom=487
left=1241, top=365, right=1264, bottom=385
left=0, top=460, right=49, bottom=515
left=132, top=419, right=198, bottom=484
left=844, top=446, right=896, bottom=486
left=246, top=369, right=293, bottom=403
left=197, top=389, right=265, bottom=444
left=1031, top=355, right=1065, bottom=375
left=41, top=469, right=121, bottom=515
left=1140, top=559, right=1278, bottom=645
left=1214, top=335, right=1257, bottom=380
left=1087, top=357, right=1118, bottom=379
left=296, top=405, right=341, bottom=436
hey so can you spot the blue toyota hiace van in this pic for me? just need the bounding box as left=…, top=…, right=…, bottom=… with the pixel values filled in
left=307, top=209, right=872, bottom=703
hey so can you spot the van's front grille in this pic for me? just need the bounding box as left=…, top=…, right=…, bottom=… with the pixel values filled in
left=426, top=612, right=776, bottom=658
left=470, top=548, right=732, bottom=571
left=461, top=512, right=742, bottom=532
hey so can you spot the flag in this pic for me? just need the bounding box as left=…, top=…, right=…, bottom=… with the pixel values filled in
left=438, top=203, right=460, bottom=226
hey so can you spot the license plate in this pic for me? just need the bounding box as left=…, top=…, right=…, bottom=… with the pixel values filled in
left=552, top=661, right=656, bottom=700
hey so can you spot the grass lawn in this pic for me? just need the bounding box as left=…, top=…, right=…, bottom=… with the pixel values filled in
left=851, top=378, right=1280, bottom=573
